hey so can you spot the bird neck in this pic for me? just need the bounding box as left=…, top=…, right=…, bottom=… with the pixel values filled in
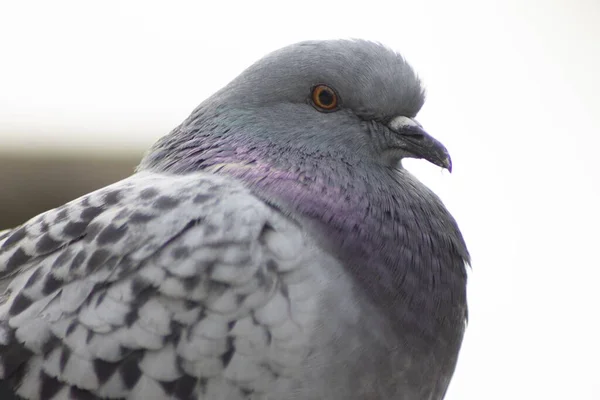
left=226, top=158, right=468, bottom=337
left=139, top=119, right=469, bottom=338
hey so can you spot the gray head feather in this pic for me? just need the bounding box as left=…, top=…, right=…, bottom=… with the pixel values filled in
left=140, top=40, right=430, bottom=172
left=216, top=40, right=425, bottom=118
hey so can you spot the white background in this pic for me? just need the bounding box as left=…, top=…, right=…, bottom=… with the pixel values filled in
left=1, top=1, right=599, bottom=398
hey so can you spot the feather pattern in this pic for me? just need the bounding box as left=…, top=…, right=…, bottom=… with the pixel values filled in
left=0, top=172, right=330, bottom=399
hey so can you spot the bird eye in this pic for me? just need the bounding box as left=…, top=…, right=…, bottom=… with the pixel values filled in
left=311, top=84, right=339, bottom=111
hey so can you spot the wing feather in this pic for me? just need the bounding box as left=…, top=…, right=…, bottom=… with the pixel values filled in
left=0, top=171, right=318, bottom=400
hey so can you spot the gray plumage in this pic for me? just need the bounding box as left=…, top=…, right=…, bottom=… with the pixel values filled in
left=0, top=39, right=469, bottom=399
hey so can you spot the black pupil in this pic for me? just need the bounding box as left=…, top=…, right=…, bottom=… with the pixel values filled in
left=318, top=89, right=334, bottom=106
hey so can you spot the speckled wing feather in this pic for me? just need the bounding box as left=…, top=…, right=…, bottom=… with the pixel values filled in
left=0, top=171, right=320, bottom=400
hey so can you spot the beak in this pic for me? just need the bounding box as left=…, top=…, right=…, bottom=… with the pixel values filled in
left=388, top=116, right=452, bottom=172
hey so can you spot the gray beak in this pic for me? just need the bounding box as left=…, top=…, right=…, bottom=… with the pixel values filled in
left=388, top=116, right=452, bottom=172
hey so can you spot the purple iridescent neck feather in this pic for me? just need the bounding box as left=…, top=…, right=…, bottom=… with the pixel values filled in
left=139, top=105, right=470, bottom=343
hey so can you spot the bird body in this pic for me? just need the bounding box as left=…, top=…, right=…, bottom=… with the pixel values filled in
left=0, top=40, right=469, bottom=399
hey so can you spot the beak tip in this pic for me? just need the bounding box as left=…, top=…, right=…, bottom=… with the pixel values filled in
left=445, top=157, right=453, bottom=173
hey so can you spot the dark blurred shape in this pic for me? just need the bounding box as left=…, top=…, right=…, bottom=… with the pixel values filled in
left=0, top=152, right=140, bottom=230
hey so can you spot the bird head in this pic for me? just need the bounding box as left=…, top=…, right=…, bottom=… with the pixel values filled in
left=189, top=39, right=452, bottom=172
left=141, top=39, right=452, bottom=178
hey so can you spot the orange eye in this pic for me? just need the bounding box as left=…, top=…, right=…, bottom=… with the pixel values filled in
left=311, top=84, right=339, bottom=111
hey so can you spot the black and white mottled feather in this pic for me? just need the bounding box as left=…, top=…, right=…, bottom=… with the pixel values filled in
left=0, top=40, right=469, bottom=399
left=0, top=173, right=328, bottom=399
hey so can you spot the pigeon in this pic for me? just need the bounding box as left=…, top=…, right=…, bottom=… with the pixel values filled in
left=0, top=40, right=469, bottom=400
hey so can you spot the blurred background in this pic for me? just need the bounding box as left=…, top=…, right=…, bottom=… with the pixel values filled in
left=1, top=0, right=599, bottom=399
left=0, top=154, right=137, bottom=228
